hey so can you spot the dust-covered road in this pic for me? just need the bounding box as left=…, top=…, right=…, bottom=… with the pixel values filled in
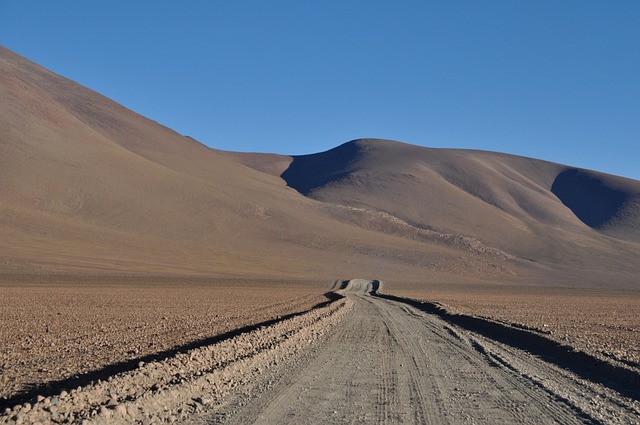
left=206, top=279, right=639, bottom=425
left=4, top=280, right=638, bottom=424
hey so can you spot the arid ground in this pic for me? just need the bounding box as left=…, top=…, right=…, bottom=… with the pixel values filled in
left=2, top=280, right=638, bottom=424
left=0, top=275, right=329, bottom=405
left=1, top=46, right=640, bottom=423
left=386, top=281, right=640, bottom=369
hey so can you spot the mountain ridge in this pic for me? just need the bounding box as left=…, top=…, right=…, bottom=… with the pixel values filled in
left=228, top=138, right=640, bottom=281
left=2, top=46, right=639, bottom=287
left=231, top=138, right=640, bottom=238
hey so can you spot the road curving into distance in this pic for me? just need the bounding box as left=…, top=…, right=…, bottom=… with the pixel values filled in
left=199, top=279, right=639, bottom=425
left=2, top=280, right=638, bottom=424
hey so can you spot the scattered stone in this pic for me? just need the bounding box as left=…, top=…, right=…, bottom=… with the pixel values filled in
left=99, top=406, right=111, bottom=419
left=114, top=404, right=127, bottom=417
left=0, top=298, right=351, bottom=425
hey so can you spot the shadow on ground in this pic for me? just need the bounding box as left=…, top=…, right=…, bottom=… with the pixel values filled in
left=371, top=289, right=640, bottom=402
left=0, top=291, right=344, bottom=411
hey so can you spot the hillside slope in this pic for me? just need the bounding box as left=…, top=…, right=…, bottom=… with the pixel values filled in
left=2, top=46, right=638, bottom=287
left=1, top=47, right=511, bottom=280
left=230, top=139, right=640, bottom=284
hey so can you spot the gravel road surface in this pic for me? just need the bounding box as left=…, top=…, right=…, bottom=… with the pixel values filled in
left=202, top=280, right=639, bottom=424
left=2, top=280, right=638, bottom=424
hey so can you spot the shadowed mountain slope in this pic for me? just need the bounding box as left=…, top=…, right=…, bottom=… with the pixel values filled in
left=232, top=139, right=640, bottom=283
left=2, top=46, right=638, bottom=287
left=551, top=168, right=640, bottom=241
left=1, top=47, right=517, bottom=281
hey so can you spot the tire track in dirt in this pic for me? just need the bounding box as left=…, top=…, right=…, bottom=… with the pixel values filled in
left=4, top=280, right=639, bottom=424
left=0, top=293, right=351, bottom=424
left=203, top=279, right=639, bottom=424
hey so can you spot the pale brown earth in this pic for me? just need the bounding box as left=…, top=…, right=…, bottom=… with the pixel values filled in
left=0, top=275, right=329, bottom=404
left=0, top=287, right=351, bottom=424
left=1, top=45, right=640, bottom=423
left=4, top=280, right=638, bottom=424
left=2, top=46, right=639, bottom=287
left=0, top=46, right=517, bottom=282
left=233, top=138, right=640, bottom=286
left=385, top=281, right=640, bottom=369
left=210, top=281, right=639, bottom=424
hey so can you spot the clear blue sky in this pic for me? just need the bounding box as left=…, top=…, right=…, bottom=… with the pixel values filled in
left=1, top=1, right=639, bottom=180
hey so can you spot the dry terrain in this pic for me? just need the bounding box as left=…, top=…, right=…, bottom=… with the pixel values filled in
left=2, top=46, right=639, bottom=285
left=0, top=275, right=329, bottom=406
left=385, top=281, right=640, bottom=369
left=0, top=46, right=517, bottom=281
left=3, top=280, right=638, bottom=424
left=1, top=45, right=640, bottom=424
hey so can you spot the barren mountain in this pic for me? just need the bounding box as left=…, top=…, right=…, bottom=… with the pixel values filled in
left=1, top=46, right=639, bottom=286
left=0, top=46, right=506, bottom=281
left=231, top=139, right=640, bottom=286
left=2, top=46, right=640, bottom=424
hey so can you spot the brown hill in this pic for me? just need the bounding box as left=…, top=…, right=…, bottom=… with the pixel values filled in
left=230, top=139, right=640, bottom=286
left=0, top=47, right=511, bottom=281
left=1, top=46, right=638, bottom=287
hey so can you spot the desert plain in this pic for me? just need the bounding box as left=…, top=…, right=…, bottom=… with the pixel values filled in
left=390, top=281, right=640, bottom=368
left=0, top=275, right=329, bottom=405
left=1, top=45, right=640, bottom=423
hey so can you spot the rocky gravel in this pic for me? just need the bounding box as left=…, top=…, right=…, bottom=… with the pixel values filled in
left=0, top=292, right=351, bottom=424
left=0, top=275, right=328, bottom=403
left=194, top=280, right=640, bottom=424
left=2, top=279, right=638, bottom=424
left=393, top=284, right=640, bottom=368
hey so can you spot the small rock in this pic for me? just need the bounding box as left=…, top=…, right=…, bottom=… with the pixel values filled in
left=114, top=404, right=127, bottom=417
left=99, top=406, right=111, bottom=418
left=46, top=325, right=53, bottom=333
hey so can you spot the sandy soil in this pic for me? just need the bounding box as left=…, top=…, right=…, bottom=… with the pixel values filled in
left=0, top=289, right=350, bottom=424
left=204, top=280, right=638, bottom=424
left=0, top=275, right=329, bottom=405
left=2, top=280, right=638, bottom=424
left=386, top=282, right=640, bottom=368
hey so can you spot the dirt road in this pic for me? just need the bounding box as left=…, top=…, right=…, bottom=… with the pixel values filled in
left=202, top=280, right=639, bottom=424
left=3, top=280, right=638, bottom=424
